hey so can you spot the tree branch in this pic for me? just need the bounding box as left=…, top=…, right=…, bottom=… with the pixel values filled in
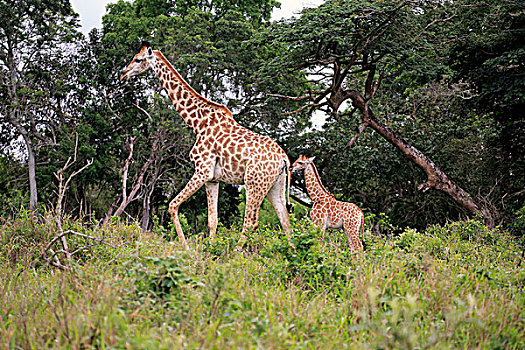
left=345, top=121, right=370, bottom=147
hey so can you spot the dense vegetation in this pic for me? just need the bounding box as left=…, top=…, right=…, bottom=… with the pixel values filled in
left=0, top=0, right=523, bottom=232
left=1, top=213, right=524, bottom=348
left=0, top=0, right=524, bottom=347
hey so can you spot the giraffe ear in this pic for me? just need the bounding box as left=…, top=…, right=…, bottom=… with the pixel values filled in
left=309, top=156, right=316, bottom=163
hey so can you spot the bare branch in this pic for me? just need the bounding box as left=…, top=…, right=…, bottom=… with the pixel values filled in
left=134, top=103, right=153, bottom=121
left=345, top=121, right=370, bottom=147
left=281, top=102, right=327, bottom=116
left=54, top=133, right=93, bottom=217
left=267, top=93, right=312, bottom=101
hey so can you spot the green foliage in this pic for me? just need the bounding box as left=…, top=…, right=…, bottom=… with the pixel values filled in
left=447, top=0, right=525, bottom=223
left=0, top=215, right=524, bottom=348
left=1, top=0, right=523, bottom=272
left=125, top=254, right=203, bottom=301
left=262, top=220, right=350, bottom=290
left=0, top=210, right=142, bottom=269
left=506, top=206, right=525, bottom=238
left=0, top=155, right=28, bottom=218
left=252, top=0, right=524, bottom=229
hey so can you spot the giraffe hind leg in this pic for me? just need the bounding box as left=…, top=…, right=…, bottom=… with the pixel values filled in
left=343, top=217, right=364, bottom=253
left=267, top=173, right=295, bottom=248
left=238, top=161, right=278, bottom=249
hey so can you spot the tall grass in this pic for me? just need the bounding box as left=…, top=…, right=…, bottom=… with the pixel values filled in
left=1, top=212, right=523, bottom=349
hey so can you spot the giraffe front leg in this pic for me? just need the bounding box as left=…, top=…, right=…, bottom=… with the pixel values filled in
left=310, top=208, right=328, bottom=240
left=168, top=172, right=207, bottom=250
left=205, top=182, right=219, bottom=237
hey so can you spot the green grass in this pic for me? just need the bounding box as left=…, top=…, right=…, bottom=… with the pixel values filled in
left=1, top=212, right=524, bottom=349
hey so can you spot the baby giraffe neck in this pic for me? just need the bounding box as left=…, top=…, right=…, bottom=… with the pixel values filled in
left=305, top=163, right=332, bottom=203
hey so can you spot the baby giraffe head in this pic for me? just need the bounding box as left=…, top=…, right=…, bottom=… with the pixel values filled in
left=120, top=41, right=155, bottom=81
left=291, top=155, right=316, bottom=172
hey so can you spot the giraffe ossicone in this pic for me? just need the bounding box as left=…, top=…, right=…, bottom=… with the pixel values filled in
left=291, top=155, right=365, bottom=252
left=120, top=42, right=293, bottom=250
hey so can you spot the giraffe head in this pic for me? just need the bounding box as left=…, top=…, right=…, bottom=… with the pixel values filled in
left=291, top=155, right=315, bottom=172
left=120, top=41, right=155, bottom=81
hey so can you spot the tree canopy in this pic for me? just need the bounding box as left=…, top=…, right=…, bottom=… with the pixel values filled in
left=0, top=0, right=523, bottom=235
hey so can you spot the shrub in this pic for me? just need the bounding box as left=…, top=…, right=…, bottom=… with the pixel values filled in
left=507, top=206, right=525, bottom=238
left=0, top=210, right=144, bottom=269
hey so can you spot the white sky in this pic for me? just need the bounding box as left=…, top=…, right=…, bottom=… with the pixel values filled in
left=70, top=0, right=325, bottom=35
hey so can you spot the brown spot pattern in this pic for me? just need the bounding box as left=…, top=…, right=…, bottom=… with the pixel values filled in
left=128, top=48, right=295, bottom=249
left=291, top=155, right=364, bottom=253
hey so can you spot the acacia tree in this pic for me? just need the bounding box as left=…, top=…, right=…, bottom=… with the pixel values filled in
left=256, top=0, right=496, bottom=226
left=0, top=0, right=80, bottom=210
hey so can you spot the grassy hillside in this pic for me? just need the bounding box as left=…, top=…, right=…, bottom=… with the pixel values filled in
left=1, top=212, right=524, bottom=349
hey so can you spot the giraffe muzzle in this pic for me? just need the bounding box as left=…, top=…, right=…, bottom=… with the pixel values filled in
left=119, top=71, right=130, bottom=81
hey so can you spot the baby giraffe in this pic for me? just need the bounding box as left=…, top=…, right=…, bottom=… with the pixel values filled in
left=291, top=155, right=364, bottom=252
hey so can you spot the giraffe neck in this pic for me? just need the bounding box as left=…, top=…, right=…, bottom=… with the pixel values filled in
left=304, top=163, right=332, bottom=203
left=152, top=50, right=235, bottom=134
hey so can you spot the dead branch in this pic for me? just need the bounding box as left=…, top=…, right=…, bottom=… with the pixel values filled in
left=55, top=217, right=71, bottom=263
left=45, top=229, right=119, bottom=252
left=55, top=134, right=93, bottom=217
left=105, top=135, right=158, bottom=223
left=268, top=93, right=318, bottom=101
left=121, top=136, right=137, bottom=204
left=281, top=102, right=326, bottom=116
left=134, top=102, right=153, bottom=121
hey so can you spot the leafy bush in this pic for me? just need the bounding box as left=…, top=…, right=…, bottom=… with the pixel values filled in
left=507, top=206, right=525, bottom=238
left=0, top=210, right=144, bottom=269
left=128, top=255, right=202, bottom=300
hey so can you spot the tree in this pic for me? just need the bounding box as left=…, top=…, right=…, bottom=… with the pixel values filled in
left=448, top=0, right=525, bottom=224
left=255, top=0, right=497, bottom=226
left=0, top=0, right=81, bottom=210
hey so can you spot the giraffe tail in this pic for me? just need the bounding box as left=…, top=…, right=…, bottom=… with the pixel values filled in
left=359, top=208, right=365, bottom=243
left=361, top=214, right=365, bottom=243
left=284, top=159, right=292, bottom=213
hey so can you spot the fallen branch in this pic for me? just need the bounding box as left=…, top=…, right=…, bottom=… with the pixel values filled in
left=45, top=229, right=118, bottom=252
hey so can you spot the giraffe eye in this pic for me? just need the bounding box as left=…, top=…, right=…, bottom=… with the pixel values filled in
left=135, top=58, right=143, bottom=63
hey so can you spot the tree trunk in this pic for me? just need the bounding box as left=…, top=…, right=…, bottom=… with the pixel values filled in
left=8, top=110, right=38, bottom=211
left=345, top=90, right=494, bottom=227
left=141, top=189, right=152, bottom=230
left=24, top=135, right=38, bottom=211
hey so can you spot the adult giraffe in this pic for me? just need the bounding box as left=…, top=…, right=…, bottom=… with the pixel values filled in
left=291, top=155, right=364, bottom=252
left=120, top=42, right=292, bottom=250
